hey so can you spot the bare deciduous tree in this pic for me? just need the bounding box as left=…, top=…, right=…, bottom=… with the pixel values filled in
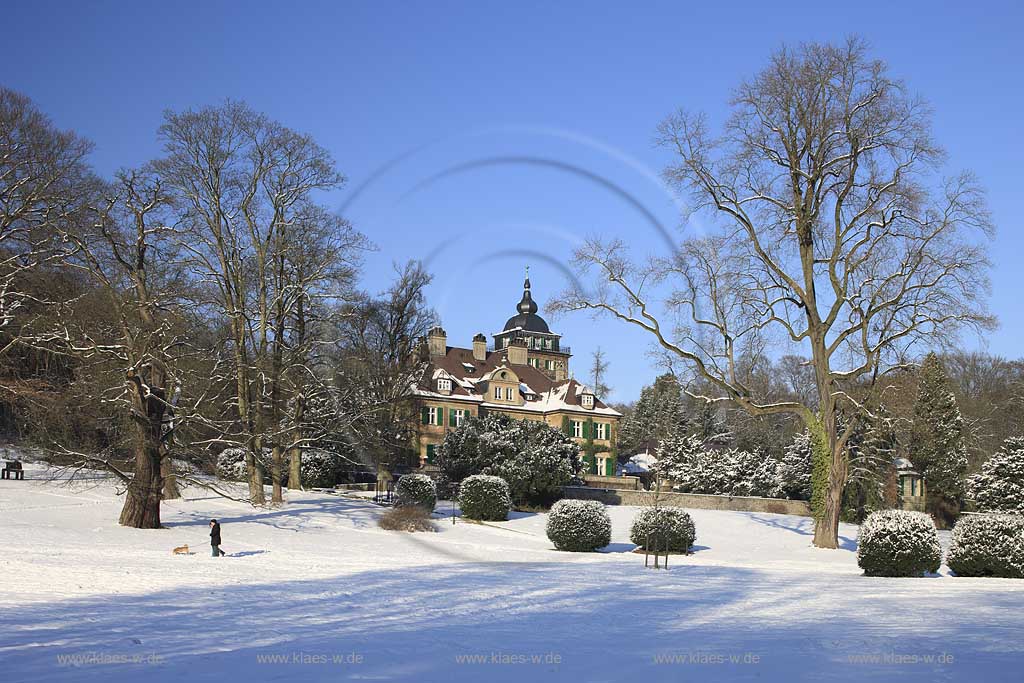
left=36, top=168, right=182, bottom=528
left=0, top=87, right=91, bottom=348
left=553, top=39, right=994, bottom=548
left=155, top=102, right=365, bottom=505
left=334, top=261, right=436, bottom=473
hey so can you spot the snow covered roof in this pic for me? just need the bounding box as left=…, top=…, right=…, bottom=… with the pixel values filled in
left=894, top=457, right=920, bottom=474
left=621, top=452, right=657, bottom=473
left=411, top=346, right=620, bottom=418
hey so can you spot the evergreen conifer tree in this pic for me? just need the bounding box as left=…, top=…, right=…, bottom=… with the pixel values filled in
left=910, top=353, right=969, bottom=525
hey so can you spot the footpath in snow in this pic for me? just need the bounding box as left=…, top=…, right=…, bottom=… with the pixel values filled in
left=1, top=464, right=1022, bottom=682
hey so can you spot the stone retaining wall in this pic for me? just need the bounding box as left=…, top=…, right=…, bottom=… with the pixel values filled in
left=563, top=486, right=812, bottom=517
left=581, top=474, right=640, bottom=490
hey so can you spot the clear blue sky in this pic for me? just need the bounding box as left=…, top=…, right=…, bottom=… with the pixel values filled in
left=6, top=1, right=1022, bottom=403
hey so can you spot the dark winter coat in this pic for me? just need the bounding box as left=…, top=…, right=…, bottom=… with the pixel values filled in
left=210, top=523, right=222, bottom=546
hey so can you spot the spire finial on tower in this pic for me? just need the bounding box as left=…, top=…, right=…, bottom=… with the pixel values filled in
left=516, top=266, right=538, bottom=315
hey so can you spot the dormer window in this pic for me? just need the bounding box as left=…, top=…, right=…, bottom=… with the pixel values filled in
left=493, top=386, right=502, bottom=400
left=581, top=394, right=595, bottom=409
left=437, top=378, right=452, bottom=394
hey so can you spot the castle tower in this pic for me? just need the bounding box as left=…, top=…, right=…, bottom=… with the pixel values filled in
left=492, top=269, right=570, bottom=381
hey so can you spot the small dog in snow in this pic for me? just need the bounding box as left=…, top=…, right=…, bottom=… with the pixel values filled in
left=172, top=544, right=190, bottom=555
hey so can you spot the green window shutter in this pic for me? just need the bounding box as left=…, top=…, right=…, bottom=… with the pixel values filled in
left=426, top=444, right=436, bottom=463
left=449, top=408, right=456, bottom=426
left=436, top=408, right=443, bottom=426
left=421, top=406, right=429, bottom=425
left=582, top=421, right=590, bottom=439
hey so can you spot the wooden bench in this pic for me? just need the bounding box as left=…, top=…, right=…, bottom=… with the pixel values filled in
left=1, top=460, right=24, bottom=480
left=1, top=460, right=23, bottom=480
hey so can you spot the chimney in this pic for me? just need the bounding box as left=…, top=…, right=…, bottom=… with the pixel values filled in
left=507, top=337, right=528, bottom=366
left=554, top=359, right=567, bottom=382
left=427, top=326, right=447, bottom=358
left=472, top=333, right=487, bottom=362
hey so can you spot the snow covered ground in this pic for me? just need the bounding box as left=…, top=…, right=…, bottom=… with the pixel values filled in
left=1, top=464, right=1022, bottom=682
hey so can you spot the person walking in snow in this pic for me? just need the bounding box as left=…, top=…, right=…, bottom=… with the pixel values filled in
left=209, top=519, right=226, bottom=557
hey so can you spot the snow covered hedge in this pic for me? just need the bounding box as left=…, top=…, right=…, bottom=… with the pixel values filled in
left=630, top=507, right=695, bottom=553
left=967, top=437, right=1024, bottom=514
left=394, top=474, right=436, bottom=512
left=856, top=510, right=942, bottom=577
left=656, top=435, right=784, bottom=499
left=946, top=514, right=1024, bottom=579
left=216, top=447, right=349, bottom=488
left=458, top=474, right=511, bottom=521
left=301, top=448, right=348, bottom=489
left=216, top=447, right=272, bottom=482
left=546, top=500, right=611, bottom=552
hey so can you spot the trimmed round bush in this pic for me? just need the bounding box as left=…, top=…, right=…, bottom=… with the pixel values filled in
left=968, top=437, right=1024, bottom=514
left=630, top=507, right=696, bottom=553
left=947, top=514, right=1024, bottom=579
left=458, top=475, right=511, bottom=521
left=545, top=500, right=611, bottom=552
left=856, top=510, right=942, bottom=577
left=394, top=474, right=436, bottom=512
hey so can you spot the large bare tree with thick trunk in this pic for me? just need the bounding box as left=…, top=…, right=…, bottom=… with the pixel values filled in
left=552, top=39, right=994, bottom=548
left=37, top=169, right=182, bottom=528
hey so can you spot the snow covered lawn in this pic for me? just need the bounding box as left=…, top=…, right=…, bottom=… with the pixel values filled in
left=1, top=466, right=1022, bottom=682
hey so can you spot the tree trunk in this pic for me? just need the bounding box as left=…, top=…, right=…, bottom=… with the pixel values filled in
left=271, top=445, right=284, bottom=504
left=161, top=448, right=180, bottom=500
left=247, top=437, right=266, bottom=505
left=288, top=445, right=302, bottom=490
left=813, top=445, right=845, bottom=549
left=811, top=405, right=847, bottom=549
left=287, top=396, right=305, bottom=490
left=119, top=376, right=166, bottom=529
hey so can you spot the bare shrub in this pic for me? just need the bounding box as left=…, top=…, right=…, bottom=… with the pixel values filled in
left=378, top=506, right=437, bottom=532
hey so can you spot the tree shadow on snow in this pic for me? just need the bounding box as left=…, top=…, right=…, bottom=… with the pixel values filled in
left=744, top=513, right=858, bottom=551
left=598, top=542, right=637, bottom=553
left=3, top=557, right=1021, bottom=683
left=162, top=497, right=382, bottom=533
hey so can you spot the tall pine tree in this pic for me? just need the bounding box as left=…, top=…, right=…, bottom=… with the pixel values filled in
left=910, top=353, right=969, bottom=526
left=618, top=374, right=688, bottom=455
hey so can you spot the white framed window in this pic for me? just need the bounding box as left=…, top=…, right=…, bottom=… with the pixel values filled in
left=581, top=394, right=594, bottom=409
left=452, top=409, right=468, bottom=427
left=543, top=338, right=552, bottom=349
left=595, top=422, right=608, bottom=440
left=428, top=406, right=442, bottom=426
left=505, top=386, right=514, bottom=400
left=493, top=386, right=502, bottom=400
left=437, top=378, right=452, bottom=393
left=572, top=420, right=583, bottom=438
left=545, top=359, right=554, bottom=370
